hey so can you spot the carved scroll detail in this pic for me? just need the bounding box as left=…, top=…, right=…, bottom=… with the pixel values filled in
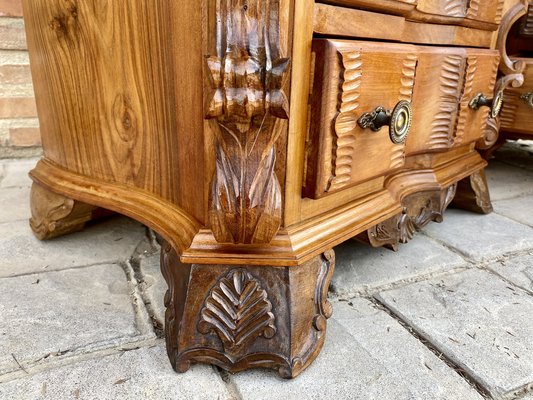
left=206, top=0, right=290, bottom=244
left=497, top=0, right=529, bottom=76
left=313, top=250, right=335, bottom=332
left=360, top=185, right=457, bottom=250
left=427, top=55, right=464, bottom=150
left=198, top=269, right=276, bottom=353
left=330, top=51, right=362, bottom=191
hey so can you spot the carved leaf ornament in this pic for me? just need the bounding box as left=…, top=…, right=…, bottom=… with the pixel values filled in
left=205, top=0, right=290, bottom=245
left=198, top=269, right=276, bottom=352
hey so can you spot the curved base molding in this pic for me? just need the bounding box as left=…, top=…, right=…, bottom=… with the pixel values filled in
left=161, top=243, right=335, bottom=378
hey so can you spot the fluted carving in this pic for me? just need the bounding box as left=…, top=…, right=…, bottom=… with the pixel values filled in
left=206, top=0, right=290, bottom=244
left=455, top=56, right=477, bottom=145
left=427, top=55, right=464, bottom=149
left=330, top=51, right=362, bottom=191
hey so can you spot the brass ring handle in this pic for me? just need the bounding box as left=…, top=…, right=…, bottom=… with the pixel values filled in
left=357, top=100, right=412, bottom=145
left=469, top=91, right=504, bottom=118
left=521, top=92, right=533, bottom=109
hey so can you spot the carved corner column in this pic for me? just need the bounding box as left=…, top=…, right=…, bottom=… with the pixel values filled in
left=205, top=0, right=290, bottom=245
left=160, top=242, right=335, bottom=378
left=29, top=182, right=107, bottom=240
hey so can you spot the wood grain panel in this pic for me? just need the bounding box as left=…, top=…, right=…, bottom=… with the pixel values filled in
left=23, top=0, right=206, bottom=222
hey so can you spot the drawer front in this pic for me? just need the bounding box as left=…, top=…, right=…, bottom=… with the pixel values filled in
left=500, top=60, right=533, bottom=135
left=416, top=0, right=503, bottom=24
left=316, top=0, right=505, bottom=25
left=305, top=39, right=499, bottom=199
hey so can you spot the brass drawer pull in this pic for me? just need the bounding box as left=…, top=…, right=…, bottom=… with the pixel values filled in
left=357, top=100, right=412, bottom=144
left=469, top=91, right=504, bottom=118
left=521, top=92, right=533, bottom=109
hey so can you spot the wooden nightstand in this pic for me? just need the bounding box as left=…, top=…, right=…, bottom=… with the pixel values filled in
left=21, top=0, right=522, bottom=378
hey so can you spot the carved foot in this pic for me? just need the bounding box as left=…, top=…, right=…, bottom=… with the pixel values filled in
left=160, top=242, right=335, bottom=378
left=452, top=169, right=493, bottom=214
left=29, top=182, right=107, bottom=240
left=357, top=184, right=457, bottom=250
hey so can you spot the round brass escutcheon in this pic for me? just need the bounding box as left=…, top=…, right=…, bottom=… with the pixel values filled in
left=389, top=100, right=412, bottom=144
left=491, top=90, right=504, bottom=119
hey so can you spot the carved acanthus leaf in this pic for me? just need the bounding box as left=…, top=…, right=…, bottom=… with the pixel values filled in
left=198, top=269, right=276, bottom=352
left=206, top=0, right=289, bottom=244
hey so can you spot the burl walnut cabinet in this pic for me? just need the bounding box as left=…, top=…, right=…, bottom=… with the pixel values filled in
left=21, top=0, right=527, bottom=378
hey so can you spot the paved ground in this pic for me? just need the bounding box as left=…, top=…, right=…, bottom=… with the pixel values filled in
left=0, top=141, right=532, bottom=400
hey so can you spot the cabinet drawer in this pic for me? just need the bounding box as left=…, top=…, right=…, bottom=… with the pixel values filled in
left=317, top=0, right=504, bottom=26
left=304, top=39, right=499, bottom=199
left=500, top=59, right=533, bottom=135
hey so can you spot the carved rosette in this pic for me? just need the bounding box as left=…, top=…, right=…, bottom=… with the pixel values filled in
left=205, top=0, right=290, bottom=244
left=198, top=269, right=276, bottom=354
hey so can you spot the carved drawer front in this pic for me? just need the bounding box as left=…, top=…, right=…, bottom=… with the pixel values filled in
left=305, top=40, right=417, bottom=198
left=315, top=0, right=505, bottom=25
left=305, top=40, right=500, bottom=199
left=500, top=59, right=533, bottom=135
left=416, top=0, right=504, bottom=24
left=405, top=48, right=499, bottom=154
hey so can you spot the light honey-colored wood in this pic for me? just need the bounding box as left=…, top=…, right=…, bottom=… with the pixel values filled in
left=23, top=0, right=509, bottom=378
left=313, top=3, right=494, bottom=47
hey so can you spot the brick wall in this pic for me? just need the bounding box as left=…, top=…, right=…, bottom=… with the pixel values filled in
left=0, top=0, right=42, bottom=158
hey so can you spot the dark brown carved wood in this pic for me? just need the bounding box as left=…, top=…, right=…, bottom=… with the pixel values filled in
left=205, top=0, right=290, bottom=245
left=358, top=184, right=457, bottom=250
left=29, top=182, right=108, bottom=240
left=161, top=242, right=335, bottom=378
left=452, top=169, right=493, bottom=214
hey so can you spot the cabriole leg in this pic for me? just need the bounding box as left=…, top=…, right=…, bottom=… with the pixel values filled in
left=160, top=242, right=335, bottom=378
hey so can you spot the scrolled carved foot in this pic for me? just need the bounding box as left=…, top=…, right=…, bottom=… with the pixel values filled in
left=452, top=169, right=493, bottom=214
left=160, top=243, right=335, bottom=378
left=29, top=182, right=105, bottom=240
left=357, top=184, right=457, bottom=251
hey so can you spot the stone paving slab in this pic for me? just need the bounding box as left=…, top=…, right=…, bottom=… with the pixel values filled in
left=0, top=217, right=146, bottom=277
left=332, top=236, right=466, bottom=296
left=0, top=186, right=29, bottom=223
left=486, top=253, right=533, bottom=294
left=0, top=263, right=154, bottom=376
left=494, top=140, right=533, bottom=171
left=0, top=158, right=37, bottom=188
left=138, top=253, right=166, bottom=326
left=423, top=209, right=533, bottom=262
left=485, top=161, right=533, bottom=202
left=493, top=194, right=533, bottom=227
left=375, top=268, right=533, bottom=399
left=231, top=299, right=483, bottom=400
left=0, top=345, right=233, bottom=400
